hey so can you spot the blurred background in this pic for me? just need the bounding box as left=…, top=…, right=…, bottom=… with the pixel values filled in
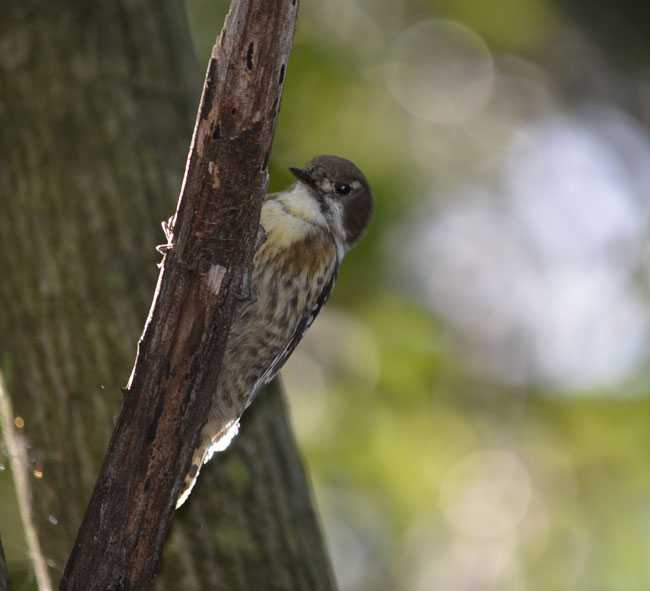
left=189, top=1, right=650, bottom=589
left=4, top=0, right=650, bottom=589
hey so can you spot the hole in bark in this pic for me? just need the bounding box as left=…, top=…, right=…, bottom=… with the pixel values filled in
left=278, top=64, right=285, bottom=85
left=212, top=124, right=221, bottom=140
left=246, top=43, right=254, bottom=70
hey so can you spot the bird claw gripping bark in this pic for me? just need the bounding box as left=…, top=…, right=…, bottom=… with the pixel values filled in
left=156, top=215, right=176, bottom=255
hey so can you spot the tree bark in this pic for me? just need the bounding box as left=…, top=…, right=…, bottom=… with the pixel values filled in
left=0, top=1, right=335, bottom=590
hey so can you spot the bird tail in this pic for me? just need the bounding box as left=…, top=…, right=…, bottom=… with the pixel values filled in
left=175, top=418, right=241, bottom=509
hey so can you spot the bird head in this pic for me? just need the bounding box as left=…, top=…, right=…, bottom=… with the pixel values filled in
left=289, top=155, right=373, bottom=251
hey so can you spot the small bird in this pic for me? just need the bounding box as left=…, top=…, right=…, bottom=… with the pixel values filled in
left=176, top=155, right=373, bottom=507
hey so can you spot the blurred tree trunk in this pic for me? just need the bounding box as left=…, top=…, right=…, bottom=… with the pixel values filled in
left=0, top=536, right=8, bottom=591
left=0, top=2, right=336, bottom=590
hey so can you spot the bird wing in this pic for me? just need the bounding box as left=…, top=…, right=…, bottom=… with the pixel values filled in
left=249, top=261, right=339, bottom=404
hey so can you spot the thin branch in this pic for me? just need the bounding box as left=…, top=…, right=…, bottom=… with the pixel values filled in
left=60, top=1, right=299, bottom=589
left=0, top=372, right=53, bottom=591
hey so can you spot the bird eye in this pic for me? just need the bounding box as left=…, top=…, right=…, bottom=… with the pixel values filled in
left=335, top=183, right=351, bottom=196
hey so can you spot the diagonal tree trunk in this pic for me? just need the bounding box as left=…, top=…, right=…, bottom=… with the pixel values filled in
left=0, top=1, right=335, bottom=590
left=61, top=1, right=316, bottom=585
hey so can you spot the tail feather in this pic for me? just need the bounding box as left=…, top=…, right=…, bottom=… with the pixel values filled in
left=175, top=419, right=240, bottom=509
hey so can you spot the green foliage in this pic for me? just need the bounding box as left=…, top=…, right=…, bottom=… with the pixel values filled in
left=433, top=0, right=559, bottom=49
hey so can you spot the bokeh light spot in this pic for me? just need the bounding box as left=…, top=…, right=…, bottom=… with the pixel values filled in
left=440, top=449, right=532, bottom=539
left=386, top=20, right=495, bottom=124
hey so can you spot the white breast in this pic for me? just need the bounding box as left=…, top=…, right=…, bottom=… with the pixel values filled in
left=261, top=184, right=327, bottom=249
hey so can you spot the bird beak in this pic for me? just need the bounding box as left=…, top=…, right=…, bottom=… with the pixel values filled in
left=289, top=166, right=318, bottom=189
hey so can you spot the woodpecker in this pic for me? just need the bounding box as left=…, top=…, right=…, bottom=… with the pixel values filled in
left=176, top=155, right=373, bottom=507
